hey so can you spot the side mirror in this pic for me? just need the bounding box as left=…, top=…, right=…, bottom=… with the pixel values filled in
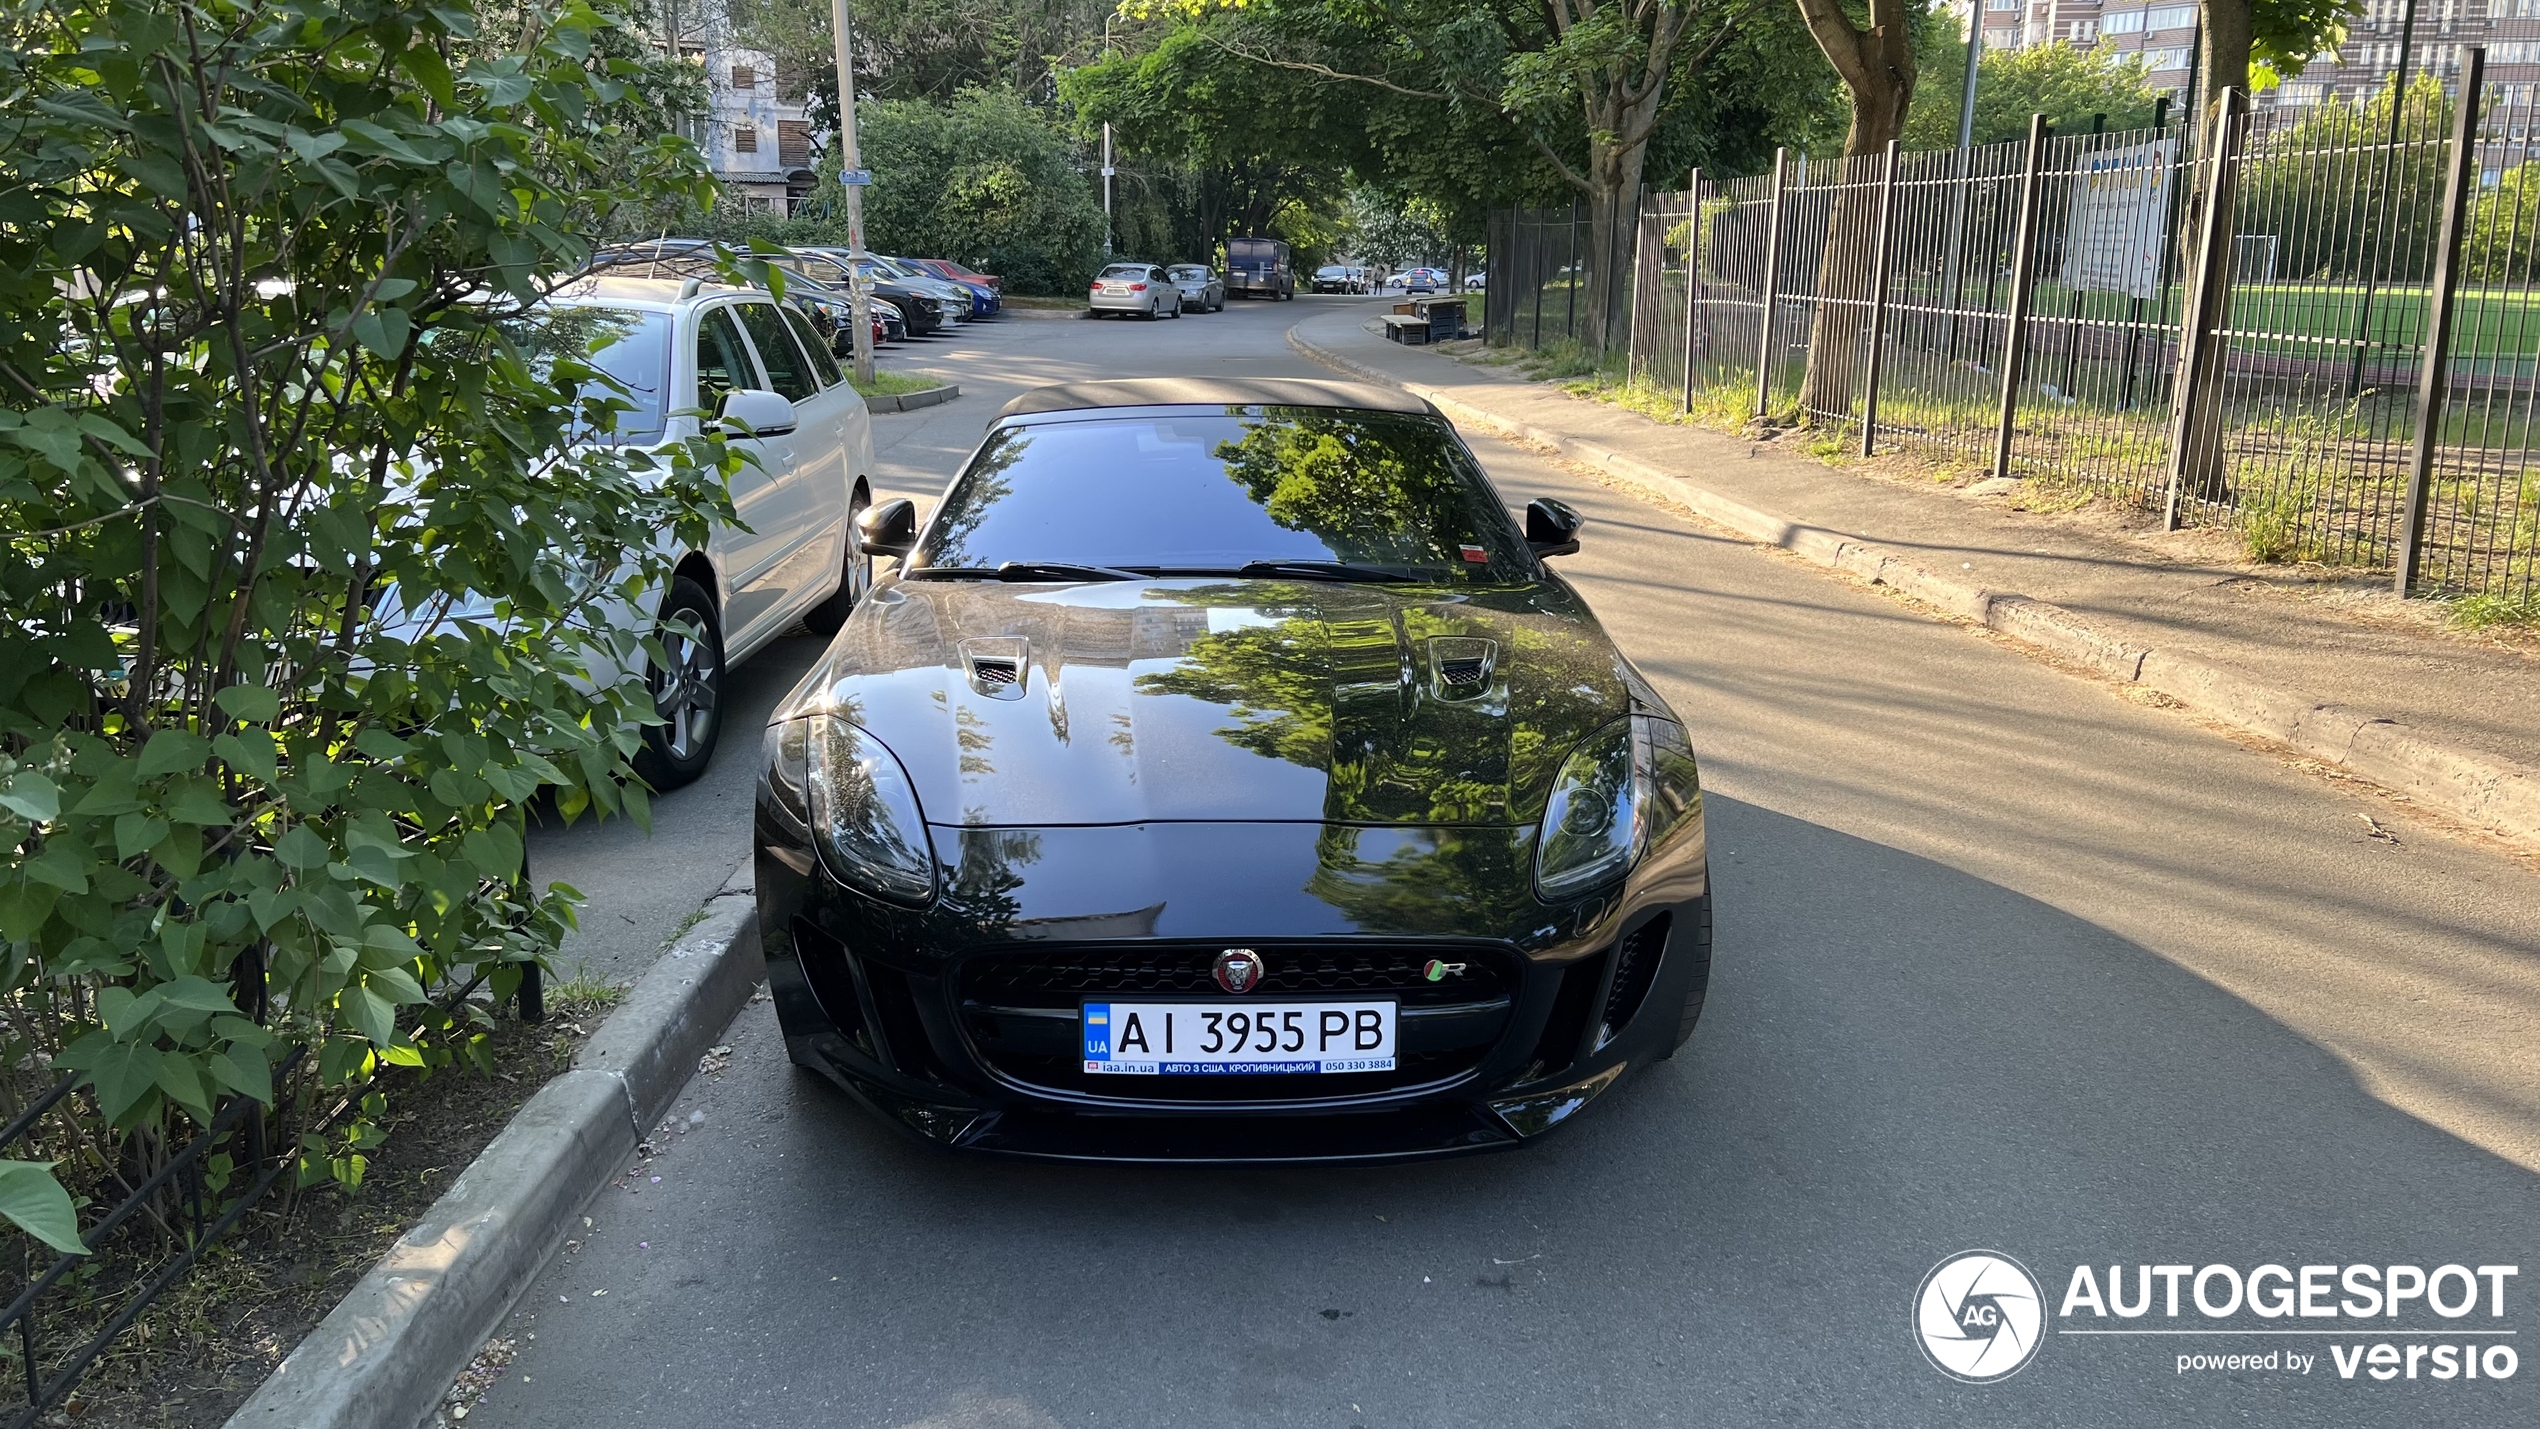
left=716, top=388, right=796, bottom=438
left=1525, top=497, right=1583, bottom=558
left=857, top=497, right=918, bottom=558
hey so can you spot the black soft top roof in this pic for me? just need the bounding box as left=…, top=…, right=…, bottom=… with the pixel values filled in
left=994, top=378, right=1440, bottom=421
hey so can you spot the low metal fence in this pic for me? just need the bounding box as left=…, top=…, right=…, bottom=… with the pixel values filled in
left=1499, top=54, right=2540, bottom=602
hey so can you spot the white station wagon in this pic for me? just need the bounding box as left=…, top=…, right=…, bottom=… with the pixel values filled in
left=509, top=274, right=878, bottom=786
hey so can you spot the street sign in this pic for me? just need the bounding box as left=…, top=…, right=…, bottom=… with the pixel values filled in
left=1101, top=166, right=1116, bottom=177
left=840, top=168, right=873, bottom=186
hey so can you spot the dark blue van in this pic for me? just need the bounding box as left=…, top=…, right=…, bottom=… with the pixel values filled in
left=1225, top=237, right=1294, bottom=300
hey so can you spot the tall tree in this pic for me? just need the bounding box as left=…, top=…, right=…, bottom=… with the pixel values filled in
left=2169, top=0, right=2357, bottom=499
left=1129, top=0, right=1775, bottom=350
left=1788, top=0, right=1917, bottom=420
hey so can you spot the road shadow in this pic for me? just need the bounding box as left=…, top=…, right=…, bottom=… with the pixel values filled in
left=737, top=794, right=2539, bottom=1426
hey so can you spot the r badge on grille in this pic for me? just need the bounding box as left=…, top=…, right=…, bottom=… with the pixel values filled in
left=1213, top=948, right=1267, bottom=995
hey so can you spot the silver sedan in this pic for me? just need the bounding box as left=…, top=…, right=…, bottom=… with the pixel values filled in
left=1086, top=263, right=1182, bottom=320
left=1167, top=263, right=1225, bottom=312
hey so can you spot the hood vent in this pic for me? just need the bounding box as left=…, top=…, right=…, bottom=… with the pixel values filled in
left=961, top=637, right=1030, bottom=700
left=1426, top=637, right=1497, bottom=700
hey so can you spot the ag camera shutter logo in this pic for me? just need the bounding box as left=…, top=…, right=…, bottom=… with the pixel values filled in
left=1915, top=1250, right=2047, bottom=1383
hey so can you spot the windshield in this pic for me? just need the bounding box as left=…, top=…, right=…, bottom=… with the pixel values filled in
left=499, top=305, right=672, bottom=442
left=1317, top=266, right=1346, bottom=277
left=913, top=411, right=1534, bottom=583
left=1168, top=266, right=1209, bottom=281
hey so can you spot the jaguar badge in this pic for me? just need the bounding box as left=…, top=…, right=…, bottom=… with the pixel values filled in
left=1213, top=948, right=1267, bottom=995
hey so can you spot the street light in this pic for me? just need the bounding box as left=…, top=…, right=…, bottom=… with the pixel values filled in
left=828, top=0, right=873, bottom=385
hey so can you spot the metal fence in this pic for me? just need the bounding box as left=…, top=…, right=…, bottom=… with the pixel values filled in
left=1500, top=56, right=2540, bottom=601
left=1483, top=186, right=1640, bottom=354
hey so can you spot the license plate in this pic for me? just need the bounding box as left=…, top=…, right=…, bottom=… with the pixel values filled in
left=1081, top=1001, right=1396, bottom=1075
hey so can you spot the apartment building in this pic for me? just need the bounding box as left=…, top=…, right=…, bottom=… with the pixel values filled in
left=1956, top=0, right=2540, bottom=114
left=657, top=3, right=817, bottom=214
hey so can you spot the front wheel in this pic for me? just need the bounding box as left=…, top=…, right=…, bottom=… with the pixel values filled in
left=633, top=574, right=725, bottom=790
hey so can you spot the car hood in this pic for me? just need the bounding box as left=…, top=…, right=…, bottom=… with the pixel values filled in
left=787, top=578, right=1635, bottom=828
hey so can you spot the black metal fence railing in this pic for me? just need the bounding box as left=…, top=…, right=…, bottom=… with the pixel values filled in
left=0, top=1048, right=314, bottom=1429
left=1482, top=185, right=1641, bottom=355
left=1492, top=57, right=2540, bottom=602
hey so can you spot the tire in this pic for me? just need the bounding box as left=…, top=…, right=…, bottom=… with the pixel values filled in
left=1664, top=884, right=1715, bottom=1057
left=801, top=488, right=871, bottom=637
left=633, top=574, right=725, bottom=791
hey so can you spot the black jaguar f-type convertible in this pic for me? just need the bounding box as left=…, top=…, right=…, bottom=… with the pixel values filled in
left=752, top=377, right=1710, bottom=1162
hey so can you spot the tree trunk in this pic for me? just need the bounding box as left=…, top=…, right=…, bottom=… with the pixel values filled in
left=1581, top=134, right=1651, bottom=353
left=1792, top=0, right=1917, bottom=423
left=2168, top=1, right=2255, bottom=505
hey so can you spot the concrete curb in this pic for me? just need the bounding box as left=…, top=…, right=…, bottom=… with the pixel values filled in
left=864, top=383, right=959, bottom=414
left=225, top=863, right=765, bottom=1429
left=1289, top=324, right=2540, bottom=849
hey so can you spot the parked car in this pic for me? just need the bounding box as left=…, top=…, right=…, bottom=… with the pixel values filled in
left=1087, top=262, right=1182, bottom=319
left=588, top=249, right=884, bottom=356
left=1463, top=270, right=1488, bottom=292
left=495, top=275, right=876, bottom=787
left=798, top=248, right=970, bottom=327
left=888, top=255, right=996, bottom=316
left=785, top=249, right=954, bottom=335
left=1166, top=263, right=1226, bottom=312
left=905, top=258, right=1003, bottom=311
left=870, top=297, right=907, bottom=345
left=1311, top=264, right=1355, bottom=294
left=871, top=254, right=984, bottom=320
left=1226, top=236, right=1295, bottom=299
left=752, top=376, right=1710, bottom=1162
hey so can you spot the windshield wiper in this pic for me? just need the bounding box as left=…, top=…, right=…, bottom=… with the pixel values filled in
left=907, top=562, right=1143, bottom=582
left=1228, top=560, right=1420, bottom=584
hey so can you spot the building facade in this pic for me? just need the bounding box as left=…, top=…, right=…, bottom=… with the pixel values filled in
left=1958, top=0, right=2540, bottom=115
left=658, top=3, right=817, bottom=214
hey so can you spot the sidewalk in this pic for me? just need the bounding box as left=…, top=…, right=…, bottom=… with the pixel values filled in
left=1290, top=304, right=2540, bottom=841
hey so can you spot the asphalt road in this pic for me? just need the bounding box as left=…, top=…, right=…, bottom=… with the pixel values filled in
left=484, top=296, right=2540, bottom=1427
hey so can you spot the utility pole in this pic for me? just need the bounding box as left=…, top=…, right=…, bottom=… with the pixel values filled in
left=1941, top=17, right=1984, bottom=356
left=828, top=0, right=873, bottom=385
left=1102, top=122, right=1115, bottom=256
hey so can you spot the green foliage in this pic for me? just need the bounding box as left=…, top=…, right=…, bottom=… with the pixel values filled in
left=855, top=89, right=1106, bottom=292
left=1063, top=17, right=1372, bottom=261
left=732, top=0, right=1112, bottom=105
left=2469, top=163, right=2540, bottom=285
left=1904, top=25, right=2164, bottom=150
left=0, top=0, right=728, bottom=1240
left=2240, top=74, right=2452, bottom=283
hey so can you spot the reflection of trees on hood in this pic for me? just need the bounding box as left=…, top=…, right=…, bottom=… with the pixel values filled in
left=939, top=826, right=1042, bottom=936
left=1132, top=595, right=1332, bottom=770
left=1132, top=585, right=1629, bottom=826
left=1303, top=826, right=1533, bottom=936
left=1212, top=415, right=1486, bottom=567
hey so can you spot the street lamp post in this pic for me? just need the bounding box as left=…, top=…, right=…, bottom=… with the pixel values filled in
left=828, top=0, right=873, bottom=385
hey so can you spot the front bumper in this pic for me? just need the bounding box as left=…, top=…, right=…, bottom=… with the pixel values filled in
left=755, top=813, right=1708, bottom=1164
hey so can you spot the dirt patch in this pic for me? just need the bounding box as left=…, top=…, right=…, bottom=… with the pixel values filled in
left=44, top=988, right=619, bottom=1429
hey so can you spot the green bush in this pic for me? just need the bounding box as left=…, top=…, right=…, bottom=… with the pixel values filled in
left=0, top=0, right=732, bottom=1246
left=856, top=89, right=1107, bottom=294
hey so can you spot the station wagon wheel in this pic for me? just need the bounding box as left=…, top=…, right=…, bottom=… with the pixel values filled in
left=802, top=488, right=870, bottom=636
left=634, top=574, right=724, bottom=790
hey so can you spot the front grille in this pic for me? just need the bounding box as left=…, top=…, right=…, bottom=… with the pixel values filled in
left=958, top=944, right=1515, bottom=1103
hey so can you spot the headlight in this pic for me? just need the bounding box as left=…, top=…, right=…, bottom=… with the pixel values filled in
left=767, top=714, right=937, bottom=905
left=1533, top=714, right=1698, bottom=900
left=1535, top=719, right=1644, bottom=900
